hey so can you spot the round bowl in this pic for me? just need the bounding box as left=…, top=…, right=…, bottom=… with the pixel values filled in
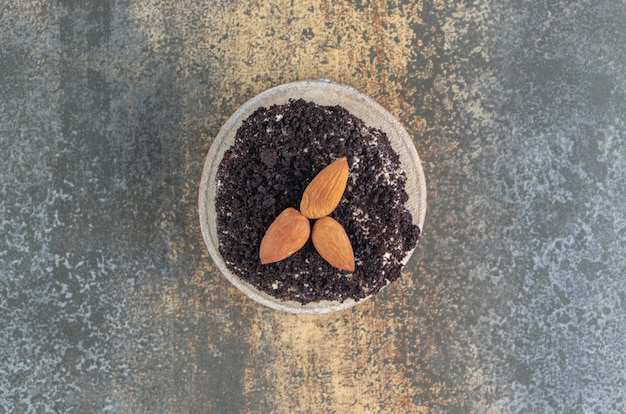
left=199, top=79, right=427, bottom=314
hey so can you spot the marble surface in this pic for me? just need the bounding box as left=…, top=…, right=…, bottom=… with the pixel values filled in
left=1, top=0, right=625, bottom=412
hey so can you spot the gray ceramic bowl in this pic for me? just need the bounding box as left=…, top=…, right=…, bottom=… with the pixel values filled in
left=199, top=79, right=427, bottom=314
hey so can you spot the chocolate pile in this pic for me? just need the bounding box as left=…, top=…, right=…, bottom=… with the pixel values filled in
left=215, top=99, right=420, bottom=304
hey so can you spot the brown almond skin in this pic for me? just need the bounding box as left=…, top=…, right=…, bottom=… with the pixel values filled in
left=259, top=208, right=311, bottom=264
left=300, top=157, right=349, bottom=219
left=311, top=216, right=355, bottom=272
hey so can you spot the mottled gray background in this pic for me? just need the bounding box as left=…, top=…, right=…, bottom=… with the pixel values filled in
left=1, top=0, right=625, bottom=413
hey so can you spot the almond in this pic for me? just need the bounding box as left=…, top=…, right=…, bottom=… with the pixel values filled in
left=311, top=216, right=355, bottom=272
left=259, top=208, right=310, bottom=264
left=300, top=157, right=349, bottom=219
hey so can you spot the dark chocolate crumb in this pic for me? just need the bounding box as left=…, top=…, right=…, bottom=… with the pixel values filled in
left=215, top=99, right=421, bottom=304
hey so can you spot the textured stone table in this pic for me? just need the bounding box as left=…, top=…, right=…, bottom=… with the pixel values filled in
left=1, top=1, right=625, bottom=412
